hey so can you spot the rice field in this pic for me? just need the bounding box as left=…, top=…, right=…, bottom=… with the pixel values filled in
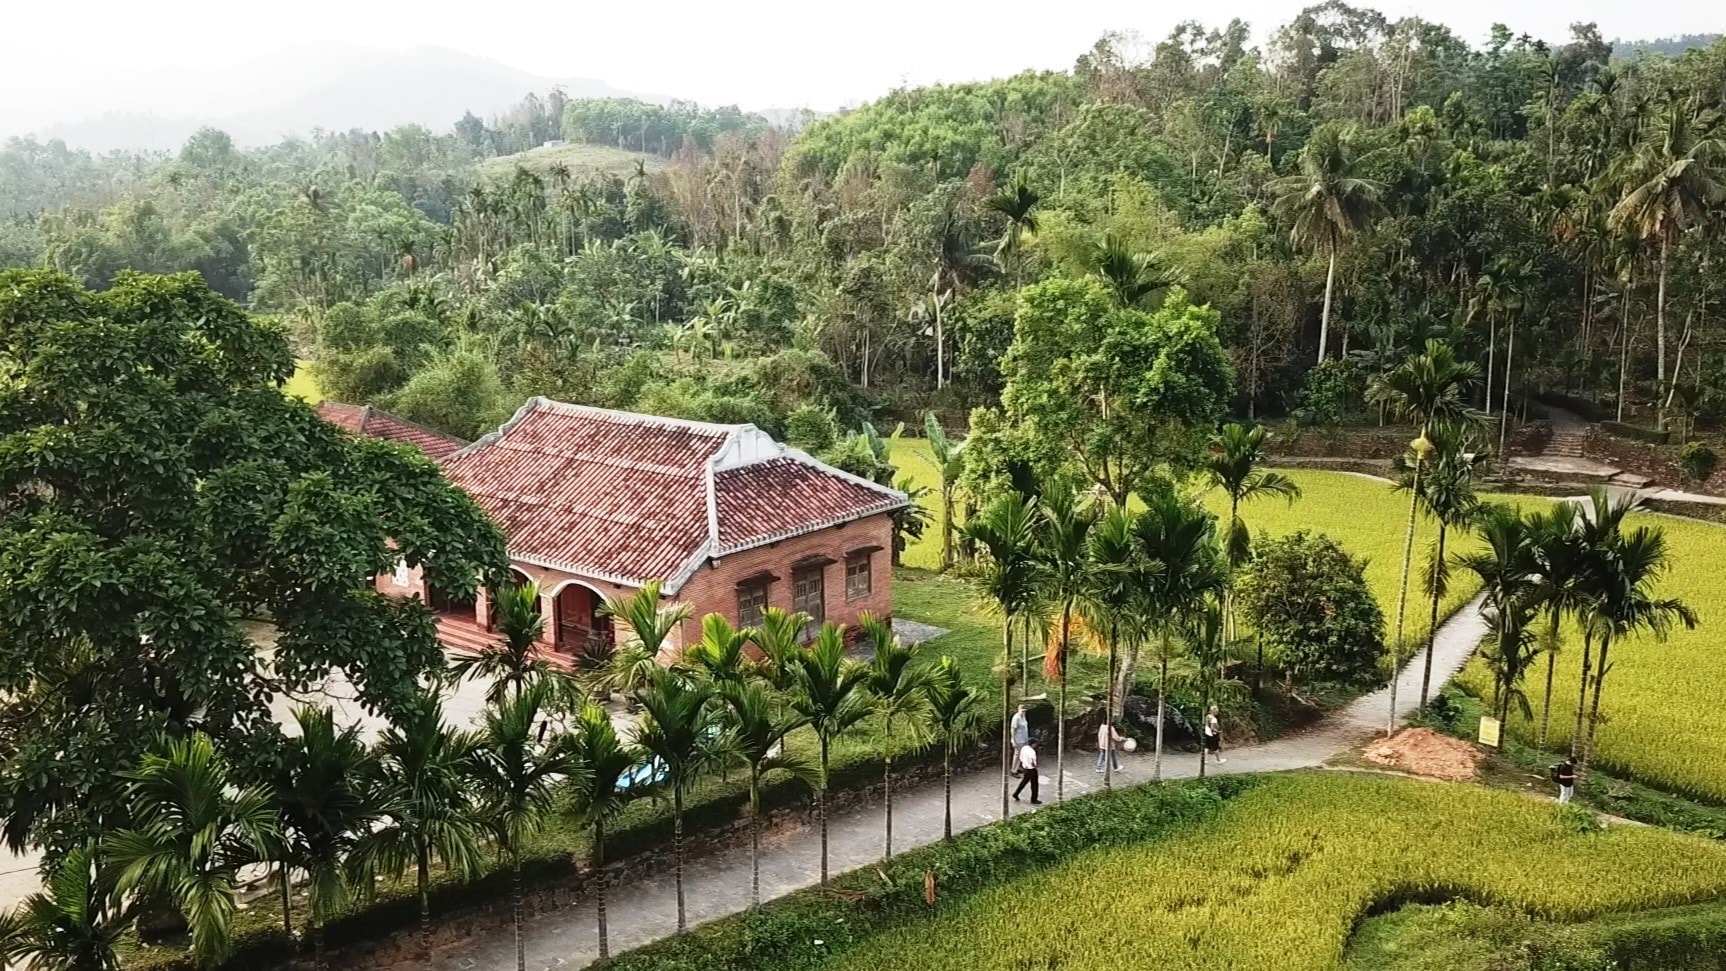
left=1460, top=512, right=1726, bottom=801
left=824, top=772, right=1726, bottom=971
left=284, top=359, right=322, bottom=402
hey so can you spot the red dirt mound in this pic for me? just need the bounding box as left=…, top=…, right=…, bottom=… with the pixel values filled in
left=1363, top=727, right=1484, bottom=782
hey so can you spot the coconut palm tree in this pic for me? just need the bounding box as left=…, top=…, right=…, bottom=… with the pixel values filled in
left=983, top=177, right=1040, bottom=282
left=717, top=680, right=814, bottom=907
left=564, top=704, right=646, bottom=959
left=1130, top=491, right=1224, bottom=780
left=786, top=623, right=874, bottom=886
left=1269, top=124, right=1386, bottom=363
left=600, top=580, right=694, bottom=699
left=353, top=700, right=486, bottom=960
left=1578, top=519, right=1697, bottom=778
left=267, top=707, right=382, bottom=970
left=1033, top=484, right=1097, bottom=801
left=631, top=668, right=732, bottom=931
left=106, top=733, right=276, bottom=969
left=963, top=491, right=1042, bottom=818
left=1204, top=423, right=1301, bottom=644
left=0, top=846, right=136, bottom=971
left=860, top=614, right=932, bottom=857
left=924, top=412, right=967, bottom=571
left=453, top=581, right=558, bottom=705
left=923, top=656, right=985, bottom=840
left=1396, top=424, right=1488, bottom=708
left=1608, top=96, right=1725, bottom=426
left=469, top=680, right=585, bottom=970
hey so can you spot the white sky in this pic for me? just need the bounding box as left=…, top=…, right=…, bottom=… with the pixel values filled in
left=5, top=0, right=1718, bottom=126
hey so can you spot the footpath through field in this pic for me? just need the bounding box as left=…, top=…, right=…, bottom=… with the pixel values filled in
left=415, top=594, right=1491, bottom=971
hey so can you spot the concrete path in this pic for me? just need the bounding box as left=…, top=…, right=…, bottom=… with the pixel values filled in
left=411, top=593, right=1492, bottom=971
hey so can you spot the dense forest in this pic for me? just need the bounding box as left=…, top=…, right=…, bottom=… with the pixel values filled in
left=5, top=6, right=1726, bottom=458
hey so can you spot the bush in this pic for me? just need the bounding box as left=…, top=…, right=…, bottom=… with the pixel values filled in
left=1293, top=358, right=1361, bottom=427
left=1237, top=531, right=1386, bottom=687
left=785, top=403, right=839, bottom=453
left=1678, top=441, right=1718, bottom=483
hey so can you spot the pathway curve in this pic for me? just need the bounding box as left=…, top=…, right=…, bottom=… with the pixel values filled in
left=412, top=594, right=1491, bottom=971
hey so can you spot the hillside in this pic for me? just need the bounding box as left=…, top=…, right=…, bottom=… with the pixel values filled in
left=477, top=141, right=667, bottom=178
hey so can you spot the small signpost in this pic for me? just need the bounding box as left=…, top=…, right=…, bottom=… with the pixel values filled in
left=1478, top=715, right=1502, bottom=749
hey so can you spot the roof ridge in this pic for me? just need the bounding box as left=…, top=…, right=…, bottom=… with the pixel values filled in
left=533, top=399, right=741, bottom=436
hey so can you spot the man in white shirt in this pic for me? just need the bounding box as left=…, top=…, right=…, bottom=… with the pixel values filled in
left=1013, top=741, right=1041, bottom=804
left=1010, top=704, right=1030, bottom=772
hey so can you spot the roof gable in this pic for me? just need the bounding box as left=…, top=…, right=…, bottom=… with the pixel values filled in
left=316, top=402, right=467, bottom=460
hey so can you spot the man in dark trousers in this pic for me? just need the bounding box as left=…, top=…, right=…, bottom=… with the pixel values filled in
left=1553, top=756, right=1577, bottom=804
left=1013, top=741, right=1041, bottom=804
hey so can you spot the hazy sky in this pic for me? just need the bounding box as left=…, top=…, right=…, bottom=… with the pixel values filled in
left=6, top=0, right=1718, bottom=125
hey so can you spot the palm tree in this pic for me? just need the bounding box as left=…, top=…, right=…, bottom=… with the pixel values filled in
left=1367, top=341, right=1483, bottom=732
left=1578, top=517, right=1697, bottom=779
left=1085, top=505, right=1149, bottom=790
left=1205, top=424, right=1300, bottom=646
left=923, top=657, right=985, bottom=840
left=930, top=223, right=999, bottom=388
left=267, top=707, right=381, bottom=970
left=106, top=733, right=276, bottom=968
left=1460, top=505, right=1540, bottom=732
left=1033, top=485, right=1097, bottom=801
left=600, top=580, right=694, bottom=699
left=564, top=704, right=646, bottom=959
left=963, top=492, right=1042, bottom=818
left=717, top=680, right=814, bottom=906
left=1270, top=124, right=1385, bottom=363
left=0, top=846, right=136, bottom=971
left=924, top=413, right=967, bottom=571
left=469, top=680, right=585, bottom=971
left=354, top=701, right=486, bottom=960
left=1189, top=601, right=1232, bottom=778
left=453, top=581, right=556, bottom=705
left=1397, top=425, right=1488, bottom=708
left=786, top=623, right=874, bottom=886
left=678, top=613, right=754, bottom=686
left=748, top=607, right=810, bottom=691
left=983, top=177, right=1039, bottom=283
left=631, top=668, right=731, bottom=931
left=860, top=614, right=931, bottom=857
left=1091, top=233, right=1176, bottom=309
left=1524, top=502, right=1592, bottom=746
left=1608, top=96, right=1724, bottom=426
left=1131, top=492, right=1224, bottom=779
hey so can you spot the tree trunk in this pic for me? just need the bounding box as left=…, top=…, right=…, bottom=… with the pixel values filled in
left=819, top=738, right=831, bottom=885
left=1500, top=320, right=1515, bottom=457
left=1617, top=286, right=1632, bottom=423
left=940, top=484, right=955, bottom=571
left=418, top=852, right=432, bottom=958
left=674, top=792, right=687, bottom=933
left=933, top=286, right=946, bottom=389
left=1317, top=248, right=1337, bottom=364
left=1115, top=638, right=1141, bottom=722
left=1388, top=455, right=1423, bottom=733
left=1104, top=622, right=1117, bottom=791
left=943, top=749, right=954, bottom=841
left=1538, top=614, right=1559, bottom=747
left=749, top=773, right=761, bottom=909
left=1570, top=630, right=1595, bottom=762
left=1153, top=647, right=1169, bottom=781
left=1656, top=239, right=1669, bottom=428
left=1056, top=605, right=1070, bottom=802
left=513, top=856, right=525, bottom=971
left=595, top=822, right=610, bottom=959
left=1420, top=524, right=1448, bottom=708
left=1581, top=635, right=1612, bottom=785
left=279, top=864, right=293, bottom=940
left=314, top=918, right=325, bottom=971
left=1485, top=315, right=1497, bottom=415
left=1001, top=618, right=1012, bottom=820
left=883, top=725, right=895, bottom=860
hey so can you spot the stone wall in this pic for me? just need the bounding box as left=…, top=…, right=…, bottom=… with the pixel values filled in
left=1584, top=428, right=1726, bottom=496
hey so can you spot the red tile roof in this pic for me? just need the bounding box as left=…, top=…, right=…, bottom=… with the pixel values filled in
left=441, top=399, right=906, bottom=592
left=317, top=403, right=467, bottom=461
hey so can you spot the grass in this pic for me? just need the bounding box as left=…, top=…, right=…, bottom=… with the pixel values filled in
left=477, top=141, right=667, bottom=178
left=819, top=772, right=1726, bottom=971
left=1457, top=512, right=1726, bottom=802
left=1345, top=899, right=1726, bottom=970
left=283, top=359, right=321, bottom=403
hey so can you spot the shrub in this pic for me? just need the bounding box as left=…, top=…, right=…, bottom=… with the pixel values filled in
left=1678, top=441, right=1718, bottom=483
left=1293, top=358, right=1360, bottom=427
left=1237, top=530, right=1385, bottom=687
left=785, top=403, right=840, bottom=453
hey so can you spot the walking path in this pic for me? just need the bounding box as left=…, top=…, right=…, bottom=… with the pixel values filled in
left=413, top=595, right=1491, bottom=971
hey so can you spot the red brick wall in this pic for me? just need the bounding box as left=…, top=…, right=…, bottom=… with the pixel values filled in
left=672, top=514, right=896, bottom=647
left=376, top=557, right=427, bottom=600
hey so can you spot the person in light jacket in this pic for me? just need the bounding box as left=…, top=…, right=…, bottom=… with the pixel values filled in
left=1095, top=721, right=1124, bottom=773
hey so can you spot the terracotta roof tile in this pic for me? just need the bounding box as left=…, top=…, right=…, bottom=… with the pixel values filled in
left=317, top=403, right=467, bottom=460
left=441, top=399, right=906, bottom=591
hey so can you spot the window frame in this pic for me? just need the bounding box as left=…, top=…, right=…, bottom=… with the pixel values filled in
left=844, top=552, right=872, bottom=602
left=737, top=583, right=769, bottom=629
left=792, top=565, right=827, bottom=639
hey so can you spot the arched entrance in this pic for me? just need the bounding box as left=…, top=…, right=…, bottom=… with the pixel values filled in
left=549, top=579, right=613, bottom=662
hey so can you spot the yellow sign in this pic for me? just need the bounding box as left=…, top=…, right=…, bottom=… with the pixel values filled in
left=1478, top=716, right=1502, bottom=748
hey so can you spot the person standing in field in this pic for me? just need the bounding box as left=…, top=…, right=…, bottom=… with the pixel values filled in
left=1095, top=720, right=1124, bottom=773
left=1204, top=705, right=1226, bottom=765
left=1553, top=756, right=1577, bottom=804
left=1013, top=741, right=1041, bottom=804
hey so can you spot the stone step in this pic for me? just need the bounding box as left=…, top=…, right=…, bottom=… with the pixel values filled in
left=1608, top=471, right=1656, bottom=488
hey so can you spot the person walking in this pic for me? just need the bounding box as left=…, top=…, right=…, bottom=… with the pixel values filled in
left=1010, top=703, right=1030, bottom=773
left=1552, top=756, right=1577, bottom=804
left=1013, top=741, right=1041, bottom=804
left=1095, top=720, right=1124, bottom=773
left=1203, top=705, right=1226, bottom=765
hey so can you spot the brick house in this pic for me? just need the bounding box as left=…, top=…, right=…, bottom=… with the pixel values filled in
left=317, top=402, right=467, bottom=460
left=377, top=398, right=907, bottom=660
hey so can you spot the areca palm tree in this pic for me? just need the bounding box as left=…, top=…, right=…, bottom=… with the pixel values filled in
left=631, top=669, right=731, bottom=931
left=924, top=413, right=967, bottom=571
left=748, top=607, right=810, bottom=690
left=1269, top=124, right=1385, bottom=363
left=1461, top=505, right=1541, bottom=732
left=861, top=614, right=931, bottom=857
left=786, top=624, right=873, bottom=886
left=1130, top=492, right=1224, bottom=780
left=0, top=846, right=136, bottom=971
left=469, top=680, right=585, bottom=971
left=267, top=707, right=381, bottom=970
left=1524, top=502, right=1593, bottom=746
left=600, top=581, right=694, bottom=698
left=1397, top=425, right=1488, bottom=708
left=718, top=681, right=814, bottom=906
left=1085, top=506, right=1150, bottom=790
left=453, top=581, right=557, bottom=705
left=1608, top=96, right=1725, bottom=426
left=353, top=700, right=486, bottom=960
left=1567, top=488, right=1638, bottom=765
left=1091, top=233, right=1176, bottom=309
left=923, top=656, right=985, bottom=840
left=564, top=704, right=646, bottom=959
left=678, top=613, right=755, bottom=686
left=1205, top=424, right=1301, bottom=646
left=106, top=734, right=276, bottom=969
left=963, top=492, right=1042, bottom=818
left=1033, top=485, right=1097, bottom=801
left=930, top=226, right=999, bottom=388
left=983, top=177, right=1039, bottom=282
